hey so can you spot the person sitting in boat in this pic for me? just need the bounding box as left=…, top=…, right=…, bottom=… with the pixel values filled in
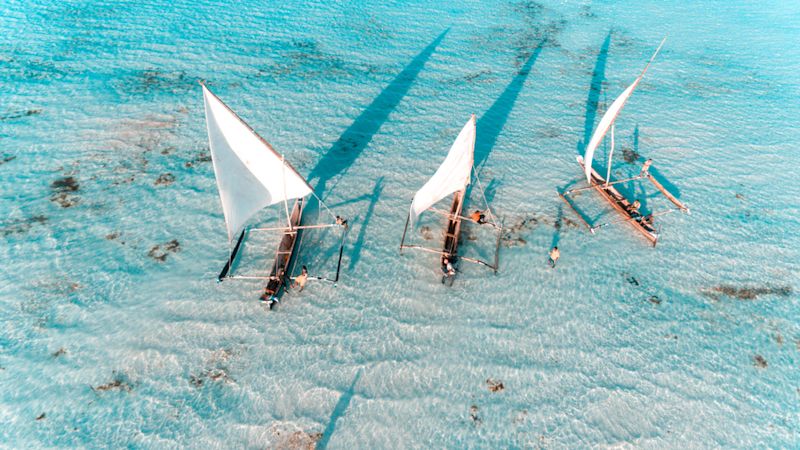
left=261, top=281, right=279, bottom=307
left=640, top=159, right=653, bottom=177
left=292, top=265, right=309, bottom=292
left=628, top=199, right=642, bottom=217
left=441, top=258, right=455, bottom=283
left=335, top=215, right=348, bottom=229
left=470, top=210, right=486, bottom=224
left=640, top=213, right=654, bottom=227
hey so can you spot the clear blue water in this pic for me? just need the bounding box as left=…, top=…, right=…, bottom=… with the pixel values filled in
left=2, top=0, right=799, bottom=447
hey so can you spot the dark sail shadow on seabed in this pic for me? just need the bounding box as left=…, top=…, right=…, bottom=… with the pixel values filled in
left=463, top=40, right=544, bottom=213
left=577, top=31, right=611, bottom=155
left=316, top=369, right=362, bottom=450
left=632, top=125, right=683, bottom=199
left=306, top=29, right=449, bottom=199
left=297, top=30, right=448, bottom=274
left=473, top=41, right=544, bottom=173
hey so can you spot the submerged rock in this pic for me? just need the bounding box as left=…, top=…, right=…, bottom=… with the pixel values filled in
left=148, top=239, right=180, bottom=261
left=622, top=147, right=640, bottom=163
left=625, top=275, right=639, bottom=286
left=469, top=405, right=481, bottom=425
left=420, top=226, right=434, bottom=241
left=51, top=176, right=79, bottom=192
left=0, top=109, right=42, bottom=120
left=704, top=285, right=793, bottom=301
left=270, top=428, right=322, bottom=450
left=50, top=176, right=80, bottom=208
left=486, top=378, right=504, bottom=392
left=1, top=215, right=48, bottom=236
left=154, top=173, right=175, bottom=186
left=92, top=372, right=132, bottom=392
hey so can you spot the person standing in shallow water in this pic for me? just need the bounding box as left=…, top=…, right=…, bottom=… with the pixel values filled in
left=441, top=258, right=455, bottom=283
left=548, top=247, right=560, bottom=268
left=292, top=265, right=309, bottom=292
left=640, top=158, right=653, bottom=177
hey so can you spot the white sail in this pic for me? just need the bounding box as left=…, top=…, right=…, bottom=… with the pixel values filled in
left=203, top=86, right=313, bottom=241
left=410, top=115, right=476, bottom=227
left=583, top=38, right=666, bottom=182
left=606, top=122, right=615, bottom=185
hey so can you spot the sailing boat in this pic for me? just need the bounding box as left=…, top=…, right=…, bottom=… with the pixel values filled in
left=560, top=38, right=689, bottom=246
left=400, top=115, right=501, bottom=284
left=202, top=84, right=347, bottom=308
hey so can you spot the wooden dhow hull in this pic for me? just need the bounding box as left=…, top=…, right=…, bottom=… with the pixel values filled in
left=440, top=190, right=465, bottom=285
left=577, top=156, right=658, bottom=246
left=261, top=198, right=304, bottom=305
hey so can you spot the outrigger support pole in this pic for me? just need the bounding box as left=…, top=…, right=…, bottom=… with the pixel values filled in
left=589, top=208, right=677, bottom=233
left=564, top=174, right=645, bottom=195
left=399, top=213, right=411, bottom=254
left=218, top=228, right=247, bottom=281
left=558, top=191, right=593, bottom=231
left=332, top=223, right=349, bottom=283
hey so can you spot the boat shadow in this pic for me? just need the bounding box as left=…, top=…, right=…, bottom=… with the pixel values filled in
left=576, top=31, right=611, bottom=156
left=557, top=180, right=599, bottom=227
left=348, top=177, right=384, bottom=271
left=316, top=369, right=362, bottom=449
left=306, top=29, right=448, bottom=200
left=464, top=38, right=544, bottom=222
left=474, top=40, right=544, bottom=173
left=551, top=201, right=564, bottom=248
left=632, top=117, right=683, bottom=201
left=617, top=125, right=683, bottom=211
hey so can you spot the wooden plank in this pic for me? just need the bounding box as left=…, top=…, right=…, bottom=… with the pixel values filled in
left=647, top=174, right=689, bottom=212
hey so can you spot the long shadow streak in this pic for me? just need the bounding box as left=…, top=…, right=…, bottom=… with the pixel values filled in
left=307, top=29, right=448, bottom=199
left=348, top=177, right=384, bottom=271
left=633, top=124, right=683, bottom=199
left=297, top=30, right=446, bottom=272
left=473, top=42, right=544, bottom=173
left=577, top=31, right=611, bottom=155
left=551, top=201, right=563, bottom=248
left=317, top=369, right=363, bottom=450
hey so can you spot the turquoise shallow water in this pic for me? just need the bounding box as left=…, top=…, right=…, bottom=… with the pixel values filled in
left=1, top=0, right=799, bottom=448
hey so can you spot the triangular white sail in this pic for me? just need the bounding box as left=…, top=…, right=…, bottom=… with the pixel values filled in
left=583, top=38, right=666, bottom=182
left=203, top=86, right=313, bottom=241
left=410, top=115, right=476, bottom=227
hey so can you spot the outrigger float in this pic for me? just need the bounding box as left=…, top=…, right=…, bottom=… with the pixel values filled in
left=400, top=115, right=502, bottom=285
left=560, top=38, right=689, bottom=247
left=202, top=84, right=347, bottom=309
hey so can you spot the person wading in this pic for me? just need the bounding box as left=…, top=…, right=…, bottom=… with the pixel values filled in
left=441, top=258, right=455, bottom=283
left=292, top=265, right=309, bottom=292
left=548, top=246, right=560, bottom=268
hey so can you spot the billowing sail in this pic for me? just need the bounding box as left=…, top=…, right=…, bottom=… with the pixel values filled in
left=410, top=115, right=476, bottom=227
left=583, top=38, right=666, bottom=182
left=203, top=86, right=312, bottom=241
left=583, top=79, right=640, bottom=182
